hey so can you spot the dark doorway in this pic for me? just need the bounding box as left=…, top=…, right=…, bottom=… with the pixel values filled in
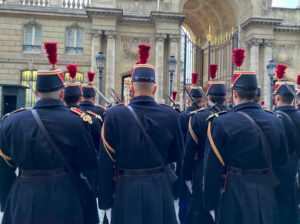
left=121, top=74, right=131, bottom=104
left=3, top=95, right=17, bottom=115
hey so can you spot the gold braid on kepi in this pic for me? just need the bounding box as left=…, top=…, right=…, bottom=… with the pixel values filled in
left=189, top=117, right=198, bottom=145
left=101, top=125, right=116, bottom=162
left=0, top=150, right=16, bottom=168
left=207, top=122, right=225, bottom=167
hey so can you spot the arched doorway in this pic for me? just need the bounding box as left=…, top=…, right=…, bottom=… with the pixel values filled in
left=122, top=74, right=131, bottom=105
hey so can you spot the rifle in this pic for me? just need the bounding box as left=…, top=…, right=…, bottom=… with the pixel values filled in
left=94, top=87, right=112, bottom=108
left=197, top=87, right=221, bottom=113
left=26, top=79, right=39, bottom=101
left=111, top=88, right=122, bottom=104
left=107, top=90, right=122, bottom=104
left=285, top=82, right=300, bottom=109
left=183, top=86, right=201, bottom=110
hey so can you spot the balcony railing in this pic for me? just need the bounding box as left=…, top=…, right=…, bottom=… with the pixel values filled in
left=61, top=0, right=90, bottom=8
left=14, top=0, right=90, bottom=8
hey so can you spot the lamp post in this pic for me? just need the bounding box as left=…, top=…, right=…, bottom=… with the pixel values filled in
left=96, top=52, right=106, bottom=104
left=167, top=55, right=177, bottom=104
left=267, top=59, right=276, bottom=110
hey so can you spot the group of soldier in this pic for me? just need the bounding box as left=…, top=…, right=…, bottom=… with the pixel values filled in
left=0, top=42, right=300, bottom=224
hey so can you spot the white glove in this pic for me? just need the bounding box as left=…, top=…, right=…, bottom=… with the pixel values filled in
left=105, top=208, right=112, bottom=224
left=299, top=205, right=300, bottom=209
left=210, top=210, right=215, bottom=221
left=186, top=180, right=193, bottom=194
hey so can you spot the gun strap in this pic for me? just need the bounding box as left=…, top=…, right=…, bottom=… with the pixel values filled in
left=207, top=121, right=225, bottom=167
left=276, top=110, right=300, bottom=144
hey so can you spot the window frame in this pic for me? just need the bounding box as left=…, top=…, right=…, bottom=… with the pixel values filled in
left=66, top=28, right=84, bottom=55
left=23, top=25, right=42, bottom=53
left=21, top=70, right=38, bottom=108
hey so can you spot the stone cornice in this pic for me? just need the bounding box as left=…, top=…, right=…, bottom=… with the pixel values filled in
left=155, top=33, right=167, bottom=42
left=105, top=30, right=117, bottom=39
left=274, top=25, right=300, bottom=32
left=0, top=57, right=91, bottom=66
left=85, top=7, right=123, bottom=19
left=150, top=11, right=187, bottom=25
left=240, top=17, right=283, bottom=30
left=246, top=38, right=263, bottom=47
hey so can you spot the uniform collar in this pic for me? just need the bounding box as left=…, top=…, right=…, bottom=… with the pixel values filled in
left=33, top=99, right=65, bottom=108
left=80, top=101, right=94, bottom=106
left=129, top=96, right=156, bottom=105
left=216, top=104, right=229, bottom=111
left=230, top=102, right=261, bottom=112
left=66, top=105, right=83, bottom=110
left=186, top=106, right=197, bottom=111
left=274, top=105, right=297, bottom=112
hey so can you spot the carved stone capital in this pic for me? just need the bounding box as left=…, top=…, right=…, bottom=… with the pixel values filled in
left=155, top=33, right=167, bottom=42
left=263, top=39, right=275, bottom=47
left=90, top=29, right=102, bottom=38
left=246, top=38, right=263, bottom=47
left=169, top=34, right=181, bottom=43
left=105, top=30, right=117, bottom=39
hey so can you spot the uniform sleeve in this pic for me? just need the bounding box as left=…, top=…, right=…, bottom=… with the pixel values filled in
left=90, top=120, right=101, bottom=153
left=74, top=122, right=98, bottom=171
left=97, top=113, right=116, bottom=210
left=167, top=116, right=183, bottom=164
left=182, top=115, right=198, bottom=180
left=203, top=119, right=226, bottom=211
left=272, top=120, right=288, bottom=166
left=0, top=126, right=17, bottom=212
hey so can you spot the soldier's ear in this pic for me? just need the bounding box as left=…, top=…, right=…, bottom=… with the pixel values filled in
left=152, top=85, right=157, bottom=95
left=78, top=96, right=82, bottom=103
left=59, top=90, right=64, bottom=100
left=132, top=85, right=135, bottom=95
left=93, top=96, right=96, bottom=102
left=35, top=91, right=39, bottom=98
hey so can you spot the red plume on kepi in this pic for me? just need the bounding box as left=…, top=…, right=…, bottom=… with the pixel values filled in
left=261, top=101, right=265, bottom=106
left=209, top=64, right=218, bottom=80
left=172, top=91, right=177, bottom=101
left=66, top=64, right=78, bottom=81
left=192, top=73, right=199, bottom=85
left=232, top=49, right=246, bottom=68
left=44, top=42, right=58, bottom=68
left=87, top=71, right=95, bottom=84
left=276, top=65, right=288, bottom=81
left=138, top=45, right=151, bottom=64
left=297, top=75, right=300, bottom=87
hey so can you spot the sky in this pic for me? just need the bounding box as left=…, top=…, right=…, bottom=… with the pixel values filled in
left=272, top=0, right=298, bottom=8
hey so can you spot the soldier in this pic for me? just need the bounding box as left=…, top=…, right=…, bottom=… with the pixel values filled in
left=254, top=85, right=261, bottom=103
left=64, top=64, right=101, bottom=224
left=0, top=43, right=97, bottom=224
left=80, top=72, right=106, bottom=120
left=272, top=65, right=300, bottom=224
left=183, top=64, right=228, bottom=224
left=97, top=44, right=183, bottom=224
left=203, top=49, right=288, bottom=224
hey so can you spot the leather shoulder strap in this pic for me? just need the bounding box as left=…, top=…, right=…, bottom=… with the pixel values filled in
left=127, top=106, right=166, bottom=168
left=31, top=109, right=83, bottom=189
left=276, top=110, right=300, bottom=140
left=236, top=111, right=273, bottom=172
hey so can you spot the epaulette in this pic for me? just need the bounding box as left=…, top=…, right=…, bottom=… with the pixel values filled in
left=174, top=107, right=182, bottom=113
left=1, top=108, right=26, bottom=121
left=188, top=107, right=206, bottom=115
left=70, top=107, right=93, bottom=124
left=114, top=103, right=125, bottom=107
left=263, top=108, right=276, bottom=115
left=87, top=111, right=103, bottom=122
left=206, top=111, right=228, bottom=121
left=160, top=103, right=172, bottom=108
left=98, top=105, right=107, bottom=111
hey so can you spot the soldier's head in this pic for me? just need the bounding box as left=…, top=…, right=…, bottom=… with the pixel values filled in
left=188, top=98, right=202, bottom=106
left=36, top=89, right=64, bottom=100
left=208, top=96, right=226, bottom=105
left=132, top=82, right=157, bottom=97
left=254, top=86, right=261, bottom=103
left=82, top=72, right=96, bottom=103
left=63, top=94, right=82, bottom=106
left=82, top=96, right=96, bottom=103
left=207, top=79, right=227, bottom=105
left=274, top=94, right=294, bottom=107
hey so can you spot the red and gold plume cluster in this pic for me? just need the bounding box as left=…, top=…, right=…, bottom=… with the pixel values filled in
left=232, top=49, right=246, bottom=68
left=44, top=43, right=58, bottom=68
left=138, top=45, right=151, bottom=64
left=261, top=101, right=265, bottom=106
left=209, top=64, right=218, bottom=80
left=276, top=65, right=288, bottom=81
left=172, top=91, right=177, bottom=101
left=66, top=64, right=78, bottom=80
left=192, top=73, right=199, bottom=85
left=297, top=74, right=300, bottom=87
left=87, top=71, right=95, bottom=84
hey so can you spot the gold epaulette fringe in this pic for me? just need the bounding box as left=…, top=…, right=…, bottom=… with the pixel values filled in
left=189, top=117, right=198, bottom=145
left=87, top=111, right=103, bottom=122
left=0, top=150, right=16, bottom=168
left=1, top=108, right=26, bottom=121
left=207, top=122, right=225, bottom=167
left=101, top=125, right=116, bottom=162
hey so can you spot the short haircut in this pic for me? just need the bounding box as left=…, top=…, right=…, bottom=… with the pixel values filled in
left=209, top=96, right=226, bottom=104
left=82, top=96, right=94, bottom=101
left=133, top=82, right=155, bottom=95
left=254, top=96, right=261, bottom=103
left=194, top=97, right=202, bottom=104
left=38, top=90, right=61, bottom=100
left=279, top=95, right=294, bottom=104
left=236, top=90, right=257, bottom=101
left=63, top=94, right=81, bottom=105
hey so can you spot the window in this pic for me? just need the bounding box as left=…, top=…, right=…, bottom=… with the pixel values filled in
left=24, top=25, right=42, bottom=52
left=64, top=72, right=84, bottom=83
left=21, top=71, right=38, bottom=107
left=66, top=28, right=84, bottom=55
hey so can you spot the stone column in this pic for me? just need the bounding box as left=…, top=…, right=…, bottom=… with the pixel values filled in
left=155, top=33, right=167, bottom=103
left=169, top=34, right=181, bottom=94
left=246, top=38, right=263, bottom=78
left=104, top=30, right=117, bottom=103
left=263, top=39, right=275, bottom=108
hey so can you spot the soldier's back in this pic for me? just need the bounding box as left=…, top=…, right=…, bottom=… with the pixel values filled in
left=80, top=101, right=105, bottom=120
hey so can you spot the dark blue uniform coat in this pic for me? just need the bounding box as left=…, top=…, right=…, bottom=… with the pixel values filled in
left=273, top=105, right=300, bottom=224
left=97, top=96, right=183, bottom=224
left=0, top=99, right=98, bottom=224
left=80, top=101, right=106, bottom=121
left=183, top=104, right=228, bottom=224
left=203, top=102, right=288, bottom=224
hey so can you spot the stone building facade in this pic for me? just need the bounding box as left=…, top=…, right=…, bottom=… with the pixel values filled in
left=0, top=0, right=299, bottom=115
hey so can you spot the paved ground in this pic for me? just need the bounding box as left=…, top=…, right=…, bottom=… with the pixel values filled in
left=0, top=200, right=180, bottom=223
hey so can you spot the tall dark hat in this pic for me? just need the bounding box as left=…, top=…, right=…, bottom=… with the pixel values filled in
left=36, top=43, right=65, bottom=92
left=131, top=45, right=155, bottom=83
left=273, top=65, right=295, bottom=96
left=207, top=64, right=226, bottom=96
left=256, top=86, right=261, bottom=97
left=82, top=72, right=96, bottom=97
left=189, top=73, right=202, bottom=98
left=231, top=49, right=258, bottom=91
left=64, top=64, right=82, bottom=96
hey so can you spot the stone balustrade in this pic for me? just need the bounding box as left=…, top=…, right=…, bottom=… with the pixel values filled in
left=61, top=0, right=90, bottom=9
left=19, top=0, right=49, bottom=6
left=0, top=0, right=90, bottom=8
left=0, top=0, right=6, bottom=3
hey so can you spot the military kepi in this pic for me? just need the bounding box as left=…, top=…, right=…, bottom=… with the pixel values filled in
left=131, top=45, right=155, bottom=83
left=257, top=86, right=261, bottom=97
left=82, top=72, right=96, bottom=97
left=232, top=49, right=258, bottom=91
left=207, top=64, right=226, bottom=96
left=189, top=73, right=202, bottom=98
left=36, top=43, right=65, bottom=92
left=273, top=65, right=295, bottom=96
left=64, top=64, right=82, bottom=96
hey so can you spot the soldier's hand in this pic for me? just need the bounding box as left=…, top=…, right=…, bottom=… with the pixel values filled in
left=185, top=181, right=192, bottom=194
left=105, top=208, right=112, bottom=224
left=210, top=210, right=215, bottom=221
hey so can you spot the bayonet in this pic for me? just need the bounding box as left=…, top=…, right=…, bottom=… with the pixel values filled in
left=183, top=86, right=201, bottom=109
left=94, top=87, right=112, bottom=108
left=285, top=82, right=300, bottom=109
left=26, top=79, right=39, bottom=101
left=107, top=90, right=121, bottom=104
left=110, top=88, right=122, bottom=104
left=166, top=95, right=176, bottom=105
left=197, top=87, right=221, bottom=113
